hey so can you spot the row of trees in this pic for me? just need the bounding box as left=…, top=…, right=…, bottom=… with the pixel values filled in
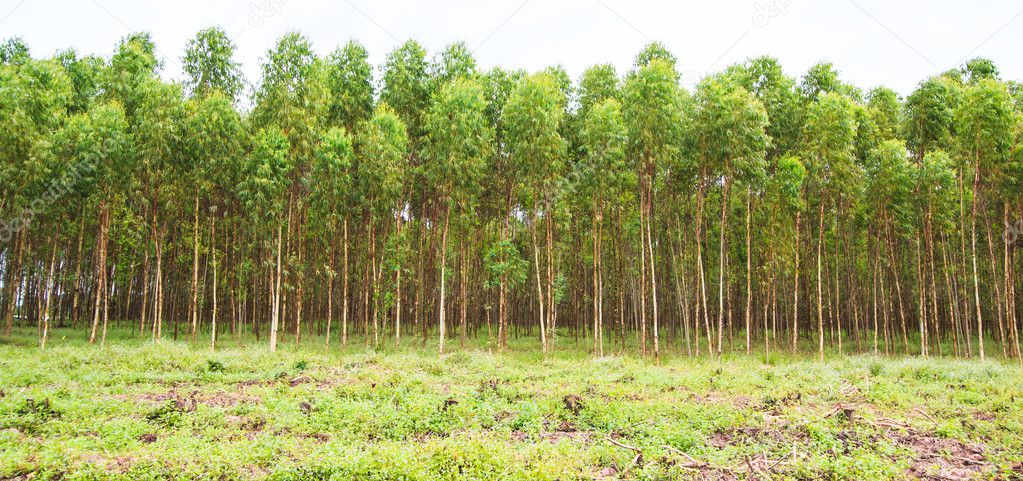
left=1, top=30, right=1020, bottom=360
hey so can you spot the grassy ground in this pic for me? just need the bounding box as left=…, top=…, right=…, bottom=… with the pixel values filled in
left=1, top=328, right=1022, bottom=480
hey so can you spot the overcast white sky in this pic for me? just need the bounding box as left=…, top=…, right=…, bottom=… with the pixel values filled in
left=2, top=0, right=1022, bottom=98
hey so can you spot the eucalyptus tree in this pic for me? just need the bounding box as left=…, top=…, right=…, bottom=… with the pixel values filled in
left=424, top=78, right=493, bottom=354
left=97, top=33, right=162, bottom=338
left=904, top=76, right=961, bottom=158
left=689, top=77, right=769, bottom=357
left=578, top=64, right=620, bottom=118
left=733, top=56, right=801, bottom=159
left=0, top=57, right=72, bottom=336
left=623, top=57, right=683, bottom=359
left=0, top=37, right=29, bottom=65
left=634, top=41, right=677, bottom=71
left=955, top=79, right=1015, bottom=360
left=574, top=64, right=619, bottom=161
left=766, top=156, right=807, bottom=354
left=310, top=127, right=355, bottom=350
left=962, top=58, right=999, bottom=84
left=479, top=66, right=525, bottom=348
left=912, top=149, right=957, bottom=356
left=866, top=87, right=902, bottom=142
left=182, top=27, right=244, bottom=348
left=55, top=49, right=105, bottom=115
left=133, top=79, right=186, bottom=340
left=239, top=127, right=292, bottom=352
left=799, top=62, right=849, bottom=101
left=184, top=92, right=244, bottom=349
left=325, top=40, right=374, bottom=132
left=74, top=103, right=131, bottom=344
left=802, top=91, right=858, bottom=360
left=865, top=140, right=915, bottom=354
left=252, top=32, right=326, bottom=347
left=355, top=105, right=408, bottom=347
left=580, top=98, right=627, bottom=356
left=103, top=33, right=160, bottom=119
left=504, top=72, right=567, bottom=354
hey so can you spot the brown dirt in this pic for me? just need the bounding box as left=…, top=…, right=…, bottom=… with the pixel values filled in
left=895, top=433, right=990, bottom=480
left=563, top=394, right=584, bottom=415
left=971, top=411, right=996, bottom=422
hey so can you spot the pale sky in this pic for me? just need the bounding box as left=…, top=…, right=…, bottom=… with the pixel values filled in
left=3, top=0, right=1022, bottom=99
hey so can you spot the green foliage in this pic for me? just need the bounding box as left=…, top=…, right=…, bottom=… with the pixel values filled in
left=904, top=75, right=961, bottom=157
left=0, top=37, right=29, bottom=65
left=803, top=91, right=858, bottom=194
left=955, top=78, right=1015, bottom=174
left=505, top=72, right=567, bottom=207
left=634, top=41, right=677, bottom=72
left=483, top=239, right=529, bottom=290
left=310, top=126, right=355, bottom=223
left=623, top=59, right=683, bottom=179
left=381, top=40, right=431, bottom=143
left=424, top=77, right=493, bottom=216
left=240, top=127, right=292, bottom=221
left=324, top=40, right=374, bottom=132
left=357, top=104, right=409, bottom=214
left=689, top=76, right=770, bottom=183
left=252, top=32, right=326, bottom=164
left=182, top=27, right=244, bottom=101
left=865, top=140, right=914, bottom=230
left=431, top=41, right=477, bottom=87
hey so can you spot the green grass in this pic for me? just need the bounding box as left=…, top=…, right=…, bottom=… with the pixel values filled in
left=1, top=328, right=1022, bottom=480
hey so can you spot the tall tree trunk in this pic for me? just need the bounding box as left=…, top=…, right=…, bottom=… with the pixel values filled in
left=211, top=215, right=218, bottom=351
left=745, top=188, right=753, bottom=355
left=439, top=206, right=451, bottom=355
left=696, top=183, right=713, bottom=355
left=793, top=210, right=801, bottom=353
left=647, top=185, right=660, bottom=362
left=270, top=221, right=283, bottom=352
left=343, top=218, right=349, bottom=347
left=531, top=209, right=547, bottom=354
left=90, top=203, right=108, bottom=344
left=816, top=197, right=825, bottom=361
left=970, top=164, right=984, bottom=360
left=190, top=194, right=200, bottom=339
left=3, top=231, right=24, bottom=337
left=40, top=228, right=60, bottom=350
left=717, top=178, right=731, bottom=358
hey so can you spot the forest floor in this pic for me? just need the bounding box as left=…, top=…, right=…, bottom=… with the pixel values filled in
left=1, top=328, right=1022, bottom=481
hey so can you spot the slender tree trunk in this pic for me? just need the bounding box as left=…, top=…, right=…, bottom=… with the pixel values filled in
left=190, top=194, right=200, bottom=339
left=717, top=178, right=731, bottom=358
left=793, top=210, right=801, bottom=353
left=40, top=228, right=60, bottom=350
left=647, top=185, right=660, bottom=362
left=439, top=206, right=451, bottom=355
left=696, top=183, right=713, bottom=355
left=89, top=204, right=108, bottom=344
left=343, top=218, right=349, bottom=347
left=745, top=188, right=753, bottom=355
left=211, top=216, right=219, bottom=351
left=270, top=221, right=283, bottom=352
left=531, top=210, right=547, bottom=354
left=71, top=219, right=85, bottom=328
left=971, top=165, right=984, bottom=360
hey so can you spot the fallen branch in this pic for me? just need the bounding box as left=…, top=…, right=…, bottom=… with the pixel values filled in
left=606, top=436, right=642, bottom=454
left=913, top=407, right=937, bottom=424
